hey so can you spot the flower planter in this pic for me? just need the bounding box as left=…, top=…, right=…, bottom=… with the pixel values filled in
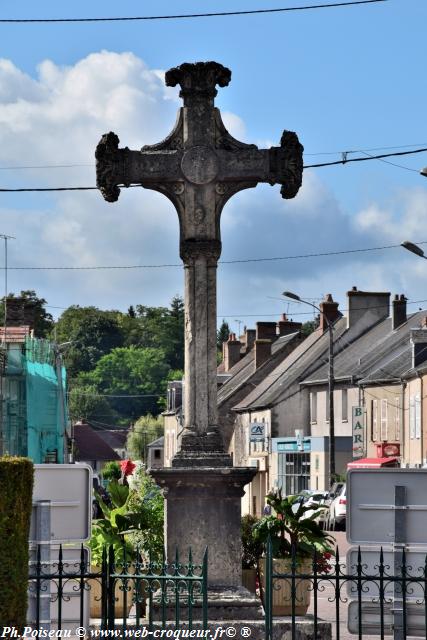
left=259, top=557, right=312, bottom=616
left=242, top=568, right=257, bottom=593
left=89, top=565, right=136, bottom=619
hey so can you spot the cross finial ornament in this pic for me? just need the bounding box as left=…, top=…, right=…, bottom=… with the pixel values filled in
left=96, top=61, right=303, bottom=466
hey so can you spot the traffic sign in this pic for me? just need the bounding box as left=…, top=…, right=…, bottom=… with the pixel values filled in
left=30, top=464, right=92, bottom=543
left=347, top=468, right=427, bottom=545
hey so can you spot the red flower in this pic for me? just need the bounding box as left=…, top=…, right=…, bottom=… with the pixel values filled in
left=120, top=459, right=136, bottom=477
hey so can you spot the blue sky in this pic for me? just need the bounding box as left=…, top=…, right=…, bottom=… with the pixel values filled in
left=0, top=0, right=426, bottom=332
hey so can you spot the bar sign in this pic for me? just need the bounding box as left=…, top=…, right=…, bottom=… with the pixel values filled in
left=352, top=406, right=365, bottom=459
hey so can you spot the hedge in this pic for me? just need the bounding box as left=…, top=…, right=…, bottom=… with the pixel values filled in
left=0, top=456, right=34, bottom=629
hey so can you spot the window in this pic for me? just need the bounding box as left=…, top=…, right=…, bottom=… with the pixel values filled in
left=410, top=396, right=415, bottom=439
left=415, top=394, right=421, bottom=439
left=342, top=389, right=348, bottom=422
left=311, top=392, right=317, bottom=423
left=371, top=399, right=378, bottom=441
left=380, top=399, right=388, bottom=441
left=395, top=397, right=401, bottom=441
left=154, top=449, right=161, bottom=460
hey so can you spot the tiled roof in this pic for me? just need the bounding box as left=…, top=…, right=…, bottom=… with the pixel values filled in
left=0, top=325, right=31, bottom=343
left=73, top=422, right=121, bottom=461
left=217, top=332, right=299, bottom=407
left=303, top=310, right=427, bottom=385
left=234, top=315, right=368, bottom=411
left=95, top=429, right=129, bottom=450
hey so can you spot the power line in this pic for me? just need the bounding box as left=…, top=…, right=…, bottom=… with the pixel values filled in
left=1, top=241, right=425, bottom=271
left=0, top=1, right=391, bottom=24
left=1, top=146, right=425, bottom=193
left=303, top=146, right=427, bottom=169
left=304, top=142, right=427, bottom=157
left=2, top=142, right=426, bottom=171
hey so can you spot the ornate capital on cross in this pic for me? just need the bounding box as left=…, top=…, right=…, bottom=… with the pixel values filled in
left=165, top=61, right=231, bottom=107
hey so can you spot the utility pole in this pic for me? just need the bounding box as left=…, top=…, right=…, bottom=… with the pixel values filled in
left=0, top=234, right=15, bottom=456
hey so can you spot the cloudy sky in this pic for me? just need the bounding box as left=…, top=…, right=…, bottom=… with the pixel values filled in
left=0, top=0, right=426, bottom=332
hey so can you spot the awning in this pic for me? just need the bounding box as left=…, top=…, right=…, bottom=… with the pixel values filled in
left=347, top=457, right=400, bottom=469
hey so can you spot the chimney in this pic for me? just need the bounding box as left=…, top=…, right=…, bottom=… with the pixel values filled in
left=4, top=297, right=25, bottom=327
left=319, top=294, right=340, bottom=333
left=254, top=339, right=271, bottom=369
left=392, top=294, right=407, bottom=330
left=277, top=313, right=302, bottom=336
left=223, top=333, right=242, bottom=372
left=410, top=328, right=427, bottom=368
left=242, top=328, right=256, bottom=354
left=256, top=321, right=277, bottom=341
left=347, top=286, right=390, bottom=330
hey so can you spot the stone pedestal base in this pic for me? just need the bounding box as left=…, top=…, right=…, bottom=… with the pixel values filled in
left=150, top=466, right=258, bottom=618
left=150, top=587, right=263, bottom=621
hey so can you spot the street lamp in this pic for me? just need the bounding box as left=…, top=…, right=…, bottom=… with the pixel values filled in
left=420, top=167, right=427, bottom=178
left=282, top=290, right=336, bottom=487
left=401, top=240, right=427, bottom=259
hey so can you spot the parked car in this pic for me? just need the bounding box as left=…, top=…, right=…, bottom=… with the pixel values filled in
left=327, top=483, right=347, bottom=530
left=300, top=491, right=330, bottom=529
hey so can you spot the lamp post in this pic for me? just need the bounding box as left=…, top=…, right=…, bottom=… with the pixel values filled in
left=420, top=167, right=427, bottom=178
left=282, top=290, right=336, bottom=487
left=401, top=240, right=427, bottom=259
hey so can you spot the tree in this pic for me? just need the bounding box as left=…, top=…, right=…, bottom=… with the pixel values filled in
left=124, top=295, right=184, bottom=370
left=0, top=290, right=54, bottom=337
left=54, top=306, right=124, bottom=377
left=301, top=317, right=320, bottom=337
left=217, top=319, right=230, bottom=359
left=126, top=414, right=164, bottom=462
left=80, top=346, right=171, bottom=420
left=68, top=383, right=118, bottom=424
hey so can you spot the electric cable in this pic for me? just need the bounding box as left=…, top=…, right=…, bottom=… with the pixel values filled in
left=0, top=241, right=425, bottom=271
left=1, top=146, right=425, bottom=192
left=0, top=1, right=391, bottom=24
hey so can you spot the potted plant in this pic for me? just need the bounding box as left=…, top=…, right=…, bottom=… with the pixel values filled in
left=252, top=490, right=334, bottom=616
left=241, top=514, right=262, bottom=593
left=89, top=460, right=163, bottom=618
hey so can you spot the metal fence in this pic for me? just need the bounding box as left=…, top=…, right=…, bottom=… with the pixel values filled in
left=28, top=544, right=208, bottom=632
left=264, top=538, right=427, bottom=640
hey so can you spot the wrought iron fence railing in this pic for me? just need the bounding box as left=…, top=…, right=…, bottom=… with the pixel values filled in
left=28, top=544, right=208, bottom=632
left=264, top=537, right=427, bottom=640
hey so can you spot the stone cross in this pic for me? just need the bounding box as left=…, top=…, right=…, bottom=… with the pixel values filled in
left=96, top=61, right=303, bottom=466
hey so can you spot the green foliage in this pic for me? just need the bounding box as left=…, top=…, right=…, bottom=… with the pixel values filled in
left=53, top=306, right=124, bottom=377
left=0, top=456, right=34, bottom=630
left=90, top=465, right=164, bottom=565
left=301, top=317, right=320, bottom=337
left=68, top=383, right=118, bottom=424
left=216, top=319, right=230, bottom=354
left=252, top=490, right=334, bottom=560
left=80, top=346, right=171, bottom=419
left=122, top=295, right=184, bottom=371
left=0, top=290, right=54, bottom=338
left=127, top=466, right=164, bottom=559
left=102, top=461, right=121, bottom=482
left=241, top=514, right=263, bottom=569
left=126, top=414, right=164, bottom=462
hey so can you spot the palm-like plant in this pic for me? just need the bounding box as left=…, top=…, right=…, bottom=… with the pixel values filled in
left=252, top=490, right=334, bottom=560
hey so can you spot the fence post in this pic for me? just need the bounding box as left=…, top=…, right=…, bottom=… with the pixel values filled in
left=202, top=547, right=208, bottom=631
left=265, top=535, right=273, bottom=640
left=107, top=545, right=116, bottom=630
